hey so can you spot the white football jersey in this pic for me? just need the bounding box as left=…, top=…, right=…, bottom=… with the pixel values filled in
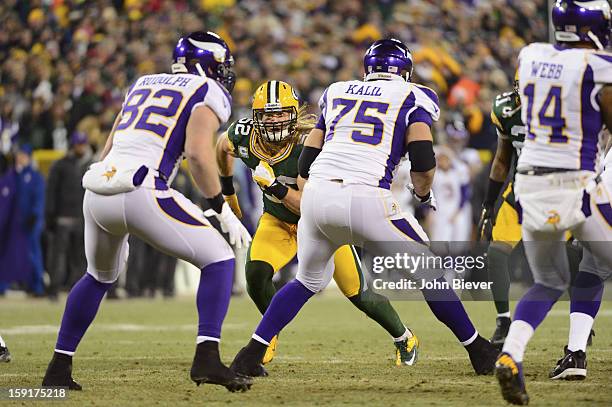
left=309, top=79, right=440, bottom=188
left=517, top=43, right=612, bottom=172
left=105, top=73, right=231, bottom=185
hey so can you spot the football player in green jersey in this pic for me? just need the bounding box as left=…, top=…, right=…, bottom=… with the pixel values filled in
left=216, top=81, right=418, bottom=370
left=477, top=76, right=526, bottom=347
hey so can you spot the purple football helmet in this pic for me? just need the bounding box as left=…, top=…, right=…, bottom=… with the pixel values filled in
left=363, top=38, right=413, bottom=82
left=552, top=0, right=611, bottom=50
left=171, top=31, right=236, bottom=92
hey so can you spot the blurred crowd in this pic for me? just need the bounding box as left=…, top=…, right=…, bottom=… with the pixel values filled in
left=0, top=0, right=548, bottom=299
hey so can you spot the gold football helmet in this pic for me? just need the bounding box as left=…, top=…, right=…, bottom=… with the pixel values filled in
left=252, top=80, right=299, bottom=144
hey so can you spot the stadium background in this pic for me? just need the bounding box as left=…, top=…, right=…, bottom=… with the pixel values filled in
left=2, top=2, right=612, bottom=406
left=0, top=0, right=549, bottom=297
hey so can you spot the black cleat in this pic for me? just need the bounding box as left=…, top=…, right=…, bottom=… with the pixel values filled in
left=490, top=316, right=511, bottom=349
left=496, top=353, right=529, bottom=405
left=465, top=335, right=498, bottom=375
left=549, top=346, right=587, bottom=380
left=0, top=346, right=11, bottom=363
left=230, top=339, right=269, bottom=377
left=587, top=329, right=594, bottom=347
left=42, top=352, right=82, bottom=390
left=190, top=341, right=253, bottom=392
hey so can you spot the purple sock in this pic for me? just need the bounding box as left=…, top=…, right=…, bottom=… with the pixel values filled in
left=197, top=259, right=234, bottom=339
left=570, top=271, right=603, bottom=318
left=422, top=278, right=476, bottom=343
left=254, top=279, right=315, bottom=343
left=56, top=273, right=112, bottom=352
left=514, top=283, right=563, bottom=329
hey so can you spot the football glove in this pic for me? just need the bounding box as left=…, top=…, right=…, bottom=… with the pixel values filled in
left=223, top=193, right=243, bottom=219
left=407, top=184, right=437, bottom=211
left=205, top=202, right=251, bottom=249
left=253, top=161, right=276, bottom=189
left=476, top=204, right=494, bottom=242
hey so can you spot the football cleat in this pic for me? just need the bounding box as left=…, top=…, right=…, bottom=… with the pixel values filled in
left=394, top=334, right=419, bottom=366
left=0, top=346, right=11, bottom=363
left=262, top=335, right=278, bottom=365
left=466, top=335, right=498, bottom=375
left=495, top=352, right=529, bottom=405
left=490, top=316, right=511, bottom=349
left=190, top=341, right=253, bottom=392
left=230, top=339, right=269, bottom=377
left=549, top=346, right=587, bottom=381
left=42, top=353, right=82, bottom=390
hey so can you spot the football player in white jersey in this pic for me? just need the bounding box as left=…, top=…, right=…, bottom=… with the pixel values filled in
left=42, top=32, right=253, bottom=392
left=495, top=2, right=612, bottom=404
left=229, top=38, right=499, bottom=378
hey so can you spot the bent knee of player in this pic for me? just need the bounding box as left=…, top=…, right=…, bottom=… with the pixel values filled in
left=533, top=273, right=570, bottom=292
left=295, top=273, right=324, bottom=294
left=192, top=233, right=235, bottom=269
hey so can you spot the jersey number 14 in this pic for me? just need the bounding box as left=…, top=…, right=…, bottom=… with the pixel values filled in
left=523, top=84, right=568, bottom=144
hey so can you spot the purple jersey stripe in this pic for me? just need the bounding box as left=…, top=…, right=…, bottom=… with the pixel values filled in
left=415, top=85, right=439, bottom=106
left=407, top=107, right=433, bottom=127
left=315, top=114, right=326, bottom=131
left=580, top=65, right=600, bottom=172
left=390, top=218, right=423, bottom=242
left=158, top=82, right=209, bottom=179
left=594, top=53, right=612, bottom=63
left=581, top=190, right=592, bottom=218
left=156, top=197, right=206, bottom=226
left=378, top=92, right=416, bottom=189
left=596, top=202, right=612, bottom=227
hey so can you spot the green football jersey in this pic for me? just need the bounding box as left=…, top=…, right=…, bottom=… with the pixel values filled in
left=226, top=117, right=301, bottom=224
left=491, top=91, right=526, bottom=155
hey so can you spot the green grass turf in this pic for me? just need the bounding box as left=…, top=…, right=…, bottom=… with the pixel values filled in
left=1, top=293, right=611, bottom=406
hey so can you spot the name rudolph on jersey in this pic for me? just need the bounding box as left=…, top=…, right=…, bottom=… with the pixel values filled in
left=136, top=75, right=193, bottom=88
left=529, top=61, right=564, bottom=80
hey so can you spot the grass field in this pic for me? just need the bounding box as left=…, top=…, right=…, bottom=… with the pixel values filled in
left=1, top=292, right=611, bottom=406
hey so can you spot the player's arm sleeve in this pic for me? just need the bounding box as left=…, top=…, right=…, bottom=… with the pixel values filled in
left=407, top=85, right=440, bottom=128
left=197, top=80, right=232, bottom=125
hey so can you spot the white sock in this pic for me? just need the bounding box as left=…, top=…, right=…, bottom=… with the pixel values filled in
left=567, top=312, right=594, bottom=352
left=196, top=336, right=220, bottom=344
left=501, top=320, right=534, bottom=362
left=0, top=335, right=5, bottom=347
left=461, top=331, right=479, bottom=346
left=252, top=334, right=270, bottom=346
left=497, top=312, right=511, bottom=319
left=393, top=327, right=413, bottom=342
left=54, top=349, right=75, bottom=356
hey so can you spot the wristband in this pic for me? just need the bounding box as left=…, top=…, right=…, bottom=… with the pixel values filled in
left=207, top=193, right=225, bottom=214
left=266, top=181, right=289, bottom=200
left=220, top=175, right=235, bottom=195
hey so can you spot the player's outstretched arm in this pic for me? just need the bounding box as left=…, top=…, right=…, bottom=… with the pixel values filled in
left=186, top=105, right=223, bottom=198
left=406, top=122, right=436, bottom=199
left=186, top=105, right=251, bottom=248
left=215, top=132, right=242, bottom=218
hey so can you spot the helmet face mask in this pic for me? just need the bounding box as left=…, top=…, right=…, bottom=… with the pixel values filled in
left=172, top=31, right=236, bottom=92
left=252, top=81, right=300, bottom=148
left=552, top=0, right=611, bottom=50
left=254, top=108, right=297, bottom=143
